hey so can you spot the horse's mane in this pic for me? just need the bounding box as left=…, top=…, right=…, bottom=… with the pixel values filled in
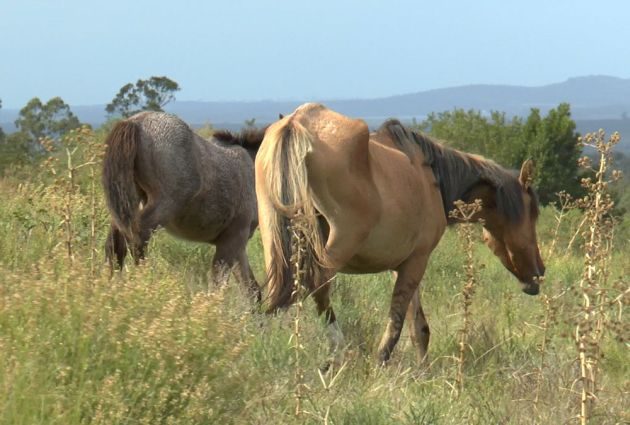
left=380, top=119, right=539, bottom=223
left=213, top=127, right=267, bottom=152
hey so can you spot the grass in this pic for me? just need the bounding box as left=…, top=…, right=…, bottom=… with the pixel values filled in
left=0, top=128, right=627, bottom=424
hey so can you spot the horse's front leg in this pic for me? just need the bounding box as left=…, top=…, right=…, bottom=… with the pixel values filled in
left=406, top=287, right=430, bottom=364
left=377, top=251, right=430, bottom=365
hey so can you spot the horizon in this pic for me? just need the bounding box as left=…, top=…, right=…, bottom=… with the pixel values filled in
left=0, top=74, right=626, bottom=111
left=2, top=1, right=630, bottom=109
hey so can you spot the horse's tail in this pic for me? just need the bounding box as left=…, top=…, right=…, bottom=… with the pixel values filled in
left=259, top=119, right=326, bottom=312
left=101, top=119, right=142, bottom=245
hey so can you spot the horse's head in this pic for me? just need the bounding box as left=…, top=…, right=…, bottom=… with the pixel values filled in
left=478, top=160, right=545, bottom=295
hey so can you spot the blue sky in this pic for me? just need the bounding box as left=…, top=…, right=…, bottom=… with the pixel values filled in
left=1, top=0, right=629, bottom=108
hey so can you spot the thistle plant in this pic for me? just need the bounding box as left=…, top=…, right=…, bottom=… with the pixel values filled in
left=547, top=191, right=576, bottom=258
left=573, top=130, right=623, bottom=424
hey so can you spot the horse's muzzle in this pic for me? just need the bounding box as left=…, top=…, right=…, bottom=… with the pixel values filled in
left=521, top=282, right=540, bottom=295
left=521, top=273, right=543, bottom=295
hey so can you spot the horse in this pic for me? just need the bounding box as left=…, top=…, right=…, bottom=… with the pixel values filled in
left=102, top=111, right=264, bottom=302
left=255, top=103, right=544, bottom=364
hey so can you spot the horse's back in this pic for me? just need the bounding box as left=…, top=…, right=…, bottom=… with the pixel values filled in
left=290, top=104, right=446, bottom=272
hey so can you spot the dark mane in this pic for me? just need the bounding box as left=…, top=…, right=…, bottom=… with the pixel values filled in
left=380, top=119, right=539, bottom=223
left=213, top=127, right=267, bottom=152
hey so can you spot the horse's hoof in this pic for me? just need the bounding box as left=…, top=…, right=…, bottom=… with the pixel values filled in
left=319, top=361, right=331, bottom=374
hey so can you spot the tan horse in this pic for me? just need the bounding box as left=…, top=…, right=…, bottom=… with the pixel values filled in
left=255, top=103, right=544, bottom=364
left=102, top=111, right=264, bottom=301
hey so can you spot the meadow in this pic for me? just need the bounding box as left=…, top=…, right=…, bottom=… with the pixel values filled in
left=0, top=127, right=627, bottom=425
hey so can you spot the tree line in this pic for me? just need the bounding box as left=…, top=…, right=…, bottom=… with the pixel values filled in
left=0, top=78, right=607, bottom=206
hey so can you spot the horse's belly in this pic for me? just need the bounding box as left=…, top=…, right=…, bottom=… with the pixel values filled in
left=342, top=229, right=420, bottom=273
left=341, top=254, right=402, bottom=274
left=341, top=209, right=444, bottom=273
left=165, top=215, right=228, bottom=243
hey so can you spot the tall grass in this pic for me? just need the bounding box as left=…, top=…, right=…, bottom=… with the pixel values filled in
left=0, top=129, right=627, bottom=424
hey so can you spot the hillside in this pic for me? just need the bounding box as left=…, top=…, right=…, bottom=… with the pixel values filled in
left=2, top=76, right=630, bottom=150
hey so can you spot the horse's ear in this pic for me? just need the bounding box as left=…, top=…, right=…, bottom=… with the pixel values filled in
left=519, top=159, right=535, bottom=189
left=279, top=113, right=284, bottom=119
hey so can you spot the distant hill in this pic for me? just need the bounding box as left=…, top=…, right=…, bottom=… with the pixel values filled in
left=1, top=75, right=629, bottom=152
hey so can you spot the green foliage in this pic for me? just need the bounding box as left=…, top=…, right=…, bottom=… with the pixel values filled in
left=610, top=150, right=630, bottom=215
left=520, top=104, right=582, bottom=204
left=195, top=122, right=215, bottom=139
left=0, top=99, right=5, bottom=142
left=14, top=97, right=81, bottom=143
left=105, top=76, right=180, bottom=118
left=0, top=132, right=32, bottom=174
left=417, top=109, right=526, bottom=167
left=417, top=104, right=582, bottom=204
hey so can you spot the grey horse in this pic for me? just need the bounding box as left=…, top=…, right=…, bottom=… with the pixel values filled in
left=102, top=111, right=264, bottom=301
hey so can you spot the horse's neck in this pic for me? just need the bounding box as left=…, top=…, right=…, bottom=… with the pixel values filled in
left=424, top=143, right=491, bottom=220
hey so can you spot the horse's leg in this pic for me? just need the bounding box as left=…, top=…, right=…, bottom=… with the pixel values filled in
left=210, top=249, right=232, bottom=287
left=406, top=287, right=430, bottom=364
left=235, top=248, right=262, bottom=303
left=377, top=252, right=430, bottom=365
left=312, top=274, right=345, bottom=362
left=210, top=229, right=252, bottom=290
left=131, top=200, right=169, bottom=264
left=105, top=222, right=128, bottom=272
left=311, top=225, right=370, bottom=365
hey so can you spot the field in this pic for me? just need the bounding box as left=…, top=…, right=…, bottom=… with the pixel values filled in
left=0, top=127, right=627, bottom=424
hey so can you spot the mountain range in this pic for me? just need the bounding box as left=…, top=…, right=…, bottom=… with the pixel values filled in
left=2, top=75, right=629, bottom=151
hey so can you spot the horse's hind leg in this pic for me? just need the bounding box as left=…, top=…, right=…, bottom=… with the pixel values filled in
left=105, top=223, right=128, bottom=272
left=131, top=200, right=170, bottom=264
left=312, top=274, right=345, bottom=365
left=377, top=252, right=430, bottom=365
left=211, top=229, right=262, bottom=302
left=406, top=288, right=430, bottom=364
left=235, top=248, right=262, bottom=303
left=311, top=225, right=371, bottom=365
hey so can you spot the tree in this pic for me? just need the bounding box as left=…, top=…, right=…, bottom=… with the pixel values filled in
left=0, top=98, right=29, bottom=172
left=416, top=108, right=524, bottom=167
left=106, top=76, right=180, bottom=117
left=0, top=99, right=5, bottom=142
left=0, top=132, right=31, bottom=173
left=15, top=97, right=81, bottom=142
left=520, top=103, right=582, bottom=204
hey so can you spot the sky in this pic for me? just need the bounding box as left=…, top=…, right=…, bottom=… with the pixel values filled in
left=1, top=0, right=630, bottom=109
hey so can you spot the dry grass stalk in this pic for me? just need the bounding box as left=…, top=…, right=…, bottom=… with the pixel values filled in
left=547, top=191, right=576, bottom=258
left=449, top=199, right=483, bottom=395
left=39, top=127, right=100, bottom=267
left=62, top=144, right=78, bottom=263
left=289, top=212, right=309, bottom=417
left=573, top=130, right=621, bottom=424
left=89, top=163, right=97, bottom=275
left=533, top=289, right=565, bottom=412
